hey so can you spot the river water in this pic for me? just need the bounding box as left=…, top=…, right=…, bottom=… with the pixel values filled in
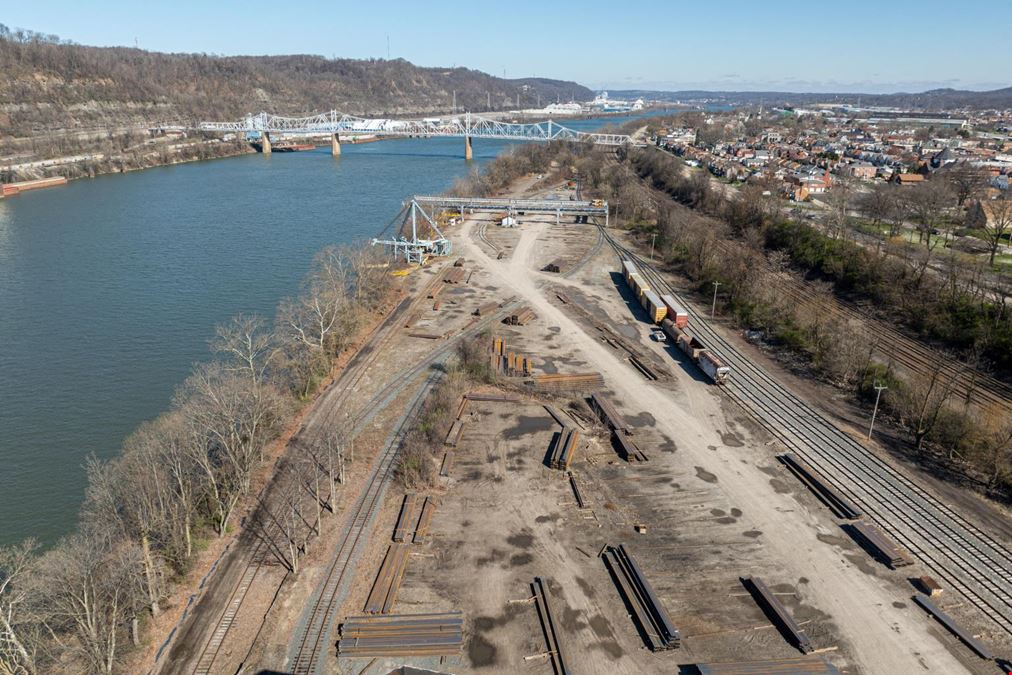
left=0, top=113, right=670, bottom=546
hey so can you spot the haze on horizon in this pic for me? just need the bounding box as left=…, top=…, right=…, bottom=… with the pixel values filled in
left=4, top=0, right=1010, bottom=94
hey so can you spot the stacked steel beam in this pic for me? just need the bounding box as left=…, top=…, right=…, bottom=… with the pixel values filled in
left=693, top=657, right=842, bottom=674
left=778, top=453, right=862, bottom=520
left=548, top=427, right=580, bottom=470
left=601, top=544, right=679, bottom=650
left=391, top=494, right=439, bottom=543
left=531, top=578, right=569, bottom=675
left=337, top=613, right=463, bottom=657
left=392, top=494, right=421, bottom=543
left=741, top=576, right=813, bottom=654
left=489, top=336, right=532, bottom=377
left=913, top=594, right=994, bottom=659
left=589, top=392, right=648, bottom=461
left=848, top=520, right=913, bottom=569
left=364, top=544, right=410, bottom=614
left=474, top=301, right=499, bottom=316
left=413, top=496, right=439, bottom=544
left=442, top=267, right=466, bottom=284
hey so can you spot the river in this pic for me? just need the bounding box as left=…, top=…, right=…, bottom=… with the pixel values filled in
left=0, top=112, right=672, bottom=546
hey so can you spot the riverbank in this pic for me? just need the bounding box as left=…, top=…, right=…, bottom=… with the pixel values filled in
left=1, top=135, right=255, bottom=184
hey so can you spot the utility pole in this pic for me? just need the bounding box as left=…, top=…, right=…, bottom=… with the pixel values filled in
left=711, top=281, right=721, bottom=318
left=452, top=90, right=456, bottom=114
left=868, top=383, right=888, bottom=439
left=650, top=233, right=657, bottom=261
left=386, top=34, right=390, bottom=59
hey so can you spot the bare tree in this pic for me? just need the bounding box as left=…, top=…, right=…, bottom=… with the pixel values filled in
left=36, top=534, right=145, bottom=674
left=0, top=540, right=42, bottom=675
left=981, top=195, right=1012, bottom=266
left=972, top=404, right=1012, bottom=492
left=904, top=180, right=954, bottom=248
left=212, top=313, right=277, bottom=386
left=176, top=364, right=288, bottom=535
left=896, top=360, right=959, bottom=452
left=944, top=162, right=989, bottom=207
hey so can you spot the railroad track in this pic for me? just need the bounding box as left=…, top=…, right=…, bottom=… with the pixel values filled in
left=561, top=223, right=605, bottom=279
left=710, top=238, right=1012, bottom=415
left=601, top=228, right=1012, bottom=639
left=476, top=220, right=499, bottom=256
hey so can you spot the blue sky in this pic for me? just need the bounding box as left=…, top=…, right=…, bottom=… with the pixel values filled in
left=5, top=1, right=1009, bottom=93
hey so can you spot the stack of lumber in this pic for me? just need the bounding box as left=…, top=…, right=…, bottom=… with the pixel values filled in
left=337, top=613, right=463, bottom=657
left=601, top=544, right=679, bottom=651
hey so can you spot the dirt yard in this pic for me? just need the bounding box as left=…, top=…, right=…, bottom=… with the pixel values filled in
left=327, top=197, right=1004, bottom=675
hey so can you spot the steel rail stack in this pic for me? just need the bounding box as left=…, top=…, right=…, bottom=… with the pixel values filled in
left=336, top=612, right=464, bottom=658
left=601, top=544, right=680, bottom=651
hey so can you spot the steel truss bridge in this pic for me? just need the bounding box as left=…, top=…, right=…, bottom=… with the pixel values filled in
left=372, top=195, right=609, bottom=264
left=198, top=111, right=638, bottom=147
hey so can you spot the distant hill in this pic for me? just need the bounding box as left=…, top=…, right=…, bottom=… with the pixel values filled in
left=0, top=29, right=592, bottom=137
left=609, top=87, right=1012, bottom=110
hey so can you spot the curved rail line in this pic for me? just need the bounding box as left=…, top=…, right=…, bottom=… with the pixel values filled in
left=601, top=228, right=1012, bottom=640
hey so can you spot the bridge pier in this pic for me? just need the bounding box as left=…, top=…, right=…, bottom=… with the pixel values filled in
left=464, top=135, right=473, bottom=161
left=261, top=132, right=272, bottom=155
left=331, top=132, right=341, bottom=156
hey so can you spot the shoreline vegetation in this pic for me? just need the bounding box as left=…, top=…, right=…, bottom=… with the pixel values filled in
left=0, top=140, right=581, bottom=675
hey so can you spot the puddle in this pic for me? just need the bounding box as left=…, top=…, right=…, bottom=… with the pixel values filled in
left=695, top=466, right=718, bottom=483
